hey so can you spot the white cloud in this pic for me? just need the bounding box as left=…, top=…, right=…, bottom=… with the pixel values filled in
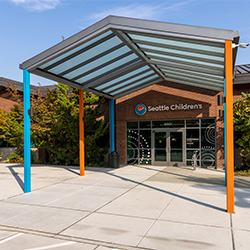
left=89, top=1, right=194, bottom=22
left=90, top=4, right=159, bottom=21
left=9, top=0, right=61, bottom=12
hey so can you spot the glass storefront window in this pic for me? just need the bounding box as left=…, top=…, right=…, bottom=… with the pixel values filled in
left=140, top=160, right=151, bottom=165
left=139, top=121, right=151, bottom=128
left=201, top=160, right=215, bottom=168
left=127, top=121, right=138, bottom=129
left=201, top=118, right=215, bottom=127
left=186, top=160, right=200, bottom=166
left=139, top=149, right=151, bottom=159
left=127, top=148, right=139, bottom=159
left=170, top=131, right=183, bottom=162
left=201, top=127, right=215, bottom=148
left=139, top=130, right=151, bottom=148
left=127, top=158, right=138, bottom=164
left=186, top=129, right=199, bottom=148
left=127, top=130, right=139, bottom=148
left=186, top=119, right=200, bottom=127
left=127, top=118, right=216, bottom=168
left=201, top=150, right=216, bottom=168
left=152, top=119, right=184, bottom=128
left=186, top=150, right=200, bottom=160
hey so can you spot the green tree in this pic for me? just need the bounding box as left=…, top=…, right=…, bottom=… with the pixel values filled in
left=0, top=82, right=109, bottom=166
left=233, top=92, right=250, bottom=170
left=0, top=105, right=23, bottom=148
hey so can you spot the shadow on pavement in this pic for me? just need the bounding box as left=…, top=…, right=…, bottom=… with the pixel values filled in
left=7, top=165, right=24, bottom=191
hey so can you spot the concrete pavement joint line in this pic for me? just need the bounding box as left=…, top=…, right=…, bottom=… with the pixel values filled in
left=23, top=241, right=77, bottom=250
left=230, top=214, right=236, bottom=250
left=0, top=225, right=56, bottom=238
left=0, top=232, right=23, bottom=245
left=0, top=225, right=152, bottom=250
left=0, top=225, right=57, bottom=238
left=89, top=210, right=229, bottom=231
left=43, top=184, right=101, bottom=206
left=2, top=172, right=80, bottom=201
left=56, top=166, right=162, bottom=236
left=56, top=166, right=163, bottom=247
left=135, top=176, right=186, bottom=247
left=0, top=202, right=44, bottom=224
left=54, top=186, right=134, bottom=236
left=55, top=234, right=152, bottom=250
left=156, top=217, right=230, bottom=230
left=2, top=200, right=93, bottom=214
left=94, top=211, right=156, bottom=221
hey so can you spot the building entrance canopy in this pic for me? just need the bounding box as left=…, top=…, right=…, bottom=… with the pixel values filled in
left=20, top=16, right=239, bottom=98
left=20, top=16, right=239, bottom=214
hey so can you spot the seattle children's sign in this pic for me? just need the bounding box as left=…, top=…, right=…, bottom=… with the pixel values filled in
left=135, top=103, right=202, bottom=115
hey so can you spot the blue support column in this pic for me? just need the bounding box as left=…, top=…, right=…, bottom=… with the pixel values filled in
left=110, top=99, right=115, bottom=152
left=23, top=69, right=31, bottom=193
left=224, top=78, right=227, bottom=186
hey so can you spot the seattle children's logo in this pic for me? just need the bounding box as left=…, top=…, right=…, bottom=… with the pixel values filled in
left=135, top=104, right=147, bottom=115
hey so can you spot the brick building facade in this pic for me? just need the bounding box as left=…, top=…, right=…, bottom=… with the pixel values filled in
left=115, top=64, right=250, bottom=169
left=1, top=62, right=250, bottom=168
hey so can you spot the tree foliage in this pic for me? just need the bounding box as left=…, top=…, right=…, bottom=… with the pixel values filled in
left=0, top=83, right=109, bottom=165
left=233, top=92, right=250, bottom=169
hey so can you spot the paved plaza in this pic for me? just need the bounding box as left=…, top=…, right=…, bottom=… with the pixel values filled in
left=0, top=163, right=249, bottom=250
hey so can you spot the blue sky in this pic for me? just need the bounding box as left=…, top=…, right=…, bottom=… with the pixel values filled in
left=1, top=0, right=250, bottom=86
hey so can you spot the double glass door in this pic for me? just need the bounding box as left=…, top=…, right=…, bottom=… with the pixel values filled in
left=153, top=129, right=184, bottom=166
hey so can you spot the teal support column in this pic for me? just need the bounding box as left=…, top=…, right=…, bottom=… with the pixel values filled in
left=110, top=99, right=115, bottom=152
left=224, top=78, right=227, bottom=186
left=23, top=69, right=31, bottom=193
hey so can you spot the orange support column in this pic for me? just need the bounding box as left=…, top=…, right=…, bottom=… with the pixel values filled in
left=79, top=89, right=85, bottom=176
left=225, top=40, right=234, bottom=213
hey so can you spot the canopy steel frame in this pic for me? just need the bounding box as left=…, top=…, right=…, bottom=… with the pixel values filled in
left=20, top=16, right=237, bottom=214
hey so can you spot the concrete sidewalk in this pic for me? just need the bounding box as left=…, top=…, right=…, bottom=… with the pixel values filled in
left=0, top=163, right=249, bottom=250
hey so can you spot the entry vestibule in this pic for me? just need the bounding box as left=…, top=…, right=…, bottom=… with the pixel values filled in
left=153, top=129, right=184, bottom=166
left=127, top=118, right=216, bottom=168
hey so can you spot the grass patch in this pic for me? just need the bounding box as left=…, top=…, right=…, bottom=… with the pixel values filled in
left=234, top=170, right=250, bottom=176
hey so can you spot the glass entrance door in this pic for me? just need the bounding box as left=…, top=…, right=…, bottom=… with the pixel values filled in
left=155, top=132, right=167, bottom=162
left=153, top=129, right=184, bottom=166
left=170, top=131, right=183, bottom=164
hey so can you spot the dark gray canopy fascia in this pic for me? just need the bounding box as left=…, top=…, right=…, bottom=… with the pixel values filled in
left=20, top=16, right=239, bottom=99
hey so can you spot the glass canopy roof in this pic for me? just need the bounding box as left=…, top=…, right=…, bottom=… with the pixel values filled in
left=20, top=16, right=239, bottom=99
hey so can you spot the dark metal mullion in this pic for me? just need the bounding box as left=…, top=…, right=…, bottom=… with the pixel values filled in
left=162, top=69, right=222, bottom=84
left=110, top=76, right=160, bottom=95
left=71, top=51, right=134, bottom=81
left=84, top=87, right=113, bottom=99
left=33, top=68, right=83, bottom=89
left=58, top=43, right=125, bottom=77
left=133, top=39, right=224, bottom=58
left=148, top=59, right=223, bottom=76
left=112, top=29, right=166, bottom=81
left=164, top=72, right=222, bottom=86
left=143, top=47, right=224, bottom=66
left=106, top=72, right=156, bottom=94
left=80, top=59, right=144, bottom=88
left=165, top=75, right=222, bottom=88
left=127, top=30, right=225, bottom=48
left=159, top=65, right=223, bottom=81
left=113, top=78, right=162, bottom=99
left=43, top=33, right=115, bottom=71
left=149, top=54, right=223, bottom=71
left=99, top=68, right=152, bottom=91
left=163, top=77, right=222, bottom=91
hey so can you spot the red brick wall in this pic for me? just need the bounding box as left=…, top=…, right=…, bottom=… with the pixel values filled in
left=116, top=81, right=225, bottom=168
left=233, top=84, right=250, bottom=102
